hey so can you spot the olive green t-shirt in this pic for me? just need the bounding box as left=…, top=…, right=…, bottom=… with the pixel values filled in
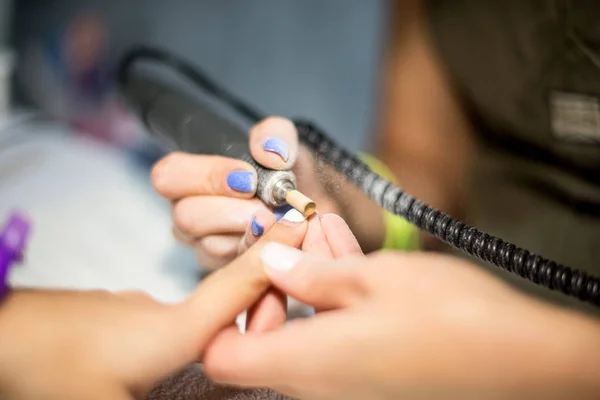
left=425, top=0, right=600, bottom=315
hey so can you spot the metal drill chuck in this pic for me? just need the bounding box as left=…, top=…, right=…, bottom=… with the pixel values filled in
left=256, top=169, right=297, bottom=207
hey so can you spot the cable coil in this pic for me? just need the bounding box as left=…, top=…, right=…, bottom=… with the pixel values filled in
left=294, top=120, right=600, bottom=306
left=118, top=46, right=600, bottom=307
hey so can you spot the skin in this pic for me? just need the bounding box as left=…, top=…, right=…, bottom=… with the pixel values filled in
left=203, top=230, right=600, bottom=400
left=372, top=0, right=475, bottom=250
left=152, top=0, right=473, bottom=260
left=152, top=117, right=386, bottom=272
left=0, top=212, right=597, bottom=399
left=150, top=2, right=600, bottom=397
left=0, top=219, right=308, bottom=400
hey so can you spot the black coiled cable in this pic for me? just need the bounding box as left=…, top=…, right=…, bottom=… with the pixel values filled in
left=118, top=45, right=600, bottom=307
left=294, top=120, right=600, bottom=306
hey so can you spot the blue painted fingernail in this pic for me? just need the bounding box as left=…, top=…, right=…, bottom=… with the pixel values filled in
left=250, top=215, right=264, bottom=236
left=263, top=137, right=289, bottom=162
left=274, top=205, right=293, bottom=221
left=227, top=170, right=255, bottom=193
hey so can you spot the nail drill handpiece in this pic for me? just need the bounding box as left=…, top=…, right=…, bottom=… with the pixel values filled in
left=120, top=73, right=315, bottom=215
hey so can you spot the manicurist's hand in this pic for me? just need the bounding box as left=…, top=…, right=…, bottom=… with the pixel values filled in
left=203, top=224, right=600, bottom=400
left=151, top=116, right=385, bottom=271
left=0, top=219, right=308, bottom=400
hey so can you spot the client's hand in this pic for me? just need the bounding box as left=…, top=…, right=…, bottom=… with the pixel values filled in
left=203, top=225, right=600, bottom=399
left=151, top=116, right=385, bottom=271
left=0, top=219, right=308, bottom=400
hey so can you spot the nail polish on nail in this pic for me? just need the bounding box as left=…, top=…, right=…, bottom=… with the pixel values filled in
left=227, top=170, right=255, bottom=193
left=274, top=205, right=293, bottom=221
left=263, top=137, right=289, bottom=162
left=261, top=242, right=304, bottom=272
left=281, top=208, right=305, bottom=224
left=250, top=215, right=264, bottom=236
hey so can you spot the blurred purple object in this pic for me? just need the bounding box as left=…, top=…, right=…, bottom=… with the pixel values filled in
left=0, top=212, right=31, bottom=298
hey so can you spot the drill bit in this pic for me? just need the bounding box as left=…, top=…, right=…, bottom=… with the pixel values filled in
left=285, top=190, right=316, bottom=217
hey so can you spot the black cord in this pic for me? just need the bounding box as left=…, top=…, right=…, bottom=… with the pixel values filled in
left=117, top=45, right=600, bottom=307
left=295, top=120, right=600, bottom=305
left=118, top=46, right=265, bottom=123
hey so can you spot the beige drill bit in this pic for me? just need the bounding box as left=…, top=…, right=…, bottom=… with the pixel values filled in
left=286, top=189, right=316, bottom=217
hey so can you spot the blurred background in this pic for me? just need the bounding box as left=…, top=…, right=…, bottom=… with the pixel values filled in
left=1, top=0, right=390, bottom=303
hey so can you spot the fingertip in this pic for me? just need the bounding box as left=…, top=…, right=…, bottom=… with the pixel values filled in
left=320, top=213, right=346, bottom=227
left=151, top=152, right=178, bottom=197
left=250, top=116, right=299, bottom=170
left=245, top=289, right=287, bottom=333
left=260, top=242, right=306, bottom=275
left=171, top=197, right=197, bottom=237
left=250, top=215, right=265, bottom=237
left=240, top=210, right=277, bottom=253
left=320, top=213, right=363, bottom=258
left=302, top=214, right=334, bottom=258
left=251, top=211, right=276, bottom=237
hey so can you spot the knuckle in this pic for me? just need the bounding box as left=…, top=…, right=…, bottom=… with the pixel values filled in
left=172, top=225, right=192, bottom=245
left=172, top=200, right=198, bottom=236
left=203, top=359, right=230, bottom=384
left=194, top=247, right=231, bottom=271
left=151, top=153, right=180, bottom=194
left=198, top=237, right=238, bottom=260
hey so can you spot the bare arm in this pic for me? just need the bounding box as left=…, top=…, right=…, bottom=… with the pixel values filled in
left=373, top=0, right=475, bottom=249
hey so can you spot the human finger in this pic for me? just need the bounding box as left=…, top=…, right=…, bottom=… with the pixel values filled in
left=238, top=210, right=277, bottom=254
left=261, top=243, right=367, bottom=310
left=194, top=234, right=242, bottom=270
left=204, top=312, right=357, bottom=392
left=301, top=214, right=334, bottom=258
left=320, top=213, right=364, bottom=258
left=244, top=289, right=287, bottom=333
left=152, top=152, right=258, bottom=200
left=178, top=217, right=309, bottom=349
left=172, top=196, right=268, bottom=238
left=249, top=117, right=299, bottom=170
left=172, top=224, right=195, bottom=246
left=244, top=209, right=307, bottom=332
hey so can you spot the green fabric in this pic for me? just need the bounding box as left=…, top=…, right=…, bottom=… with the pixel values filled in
left=359, top=154, right=419, bottom=251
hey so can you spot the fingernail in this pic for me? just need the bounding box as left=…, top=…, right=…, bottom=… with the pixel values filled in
left=250, top=215, right=264, bottom=236
left=261, top=242, right=304, bottom=272
left=280, top=208, right=305, bottom=225
left=263, top=137, right=289, bottom=162
left=227, top=170, right=255, bottom=193
left=274, top=205, right=293, bottom=221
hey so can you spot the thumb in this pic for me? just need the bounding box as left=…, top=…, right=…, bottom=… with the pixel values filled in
left=261, top=242, right=367, bottom=310
left=249, top=116, right=299, bottom=170
left=176, top=218, right=308, bottom=350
